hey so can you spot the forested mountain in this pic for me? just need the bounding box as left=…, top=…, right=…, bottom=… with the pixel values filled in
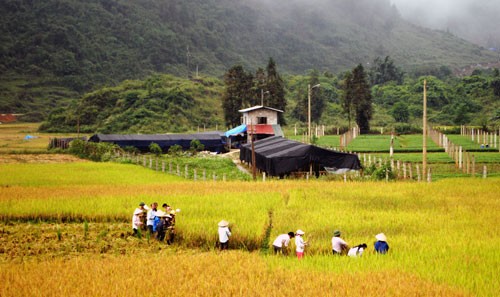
left=0, top=0, right=497, bottom=118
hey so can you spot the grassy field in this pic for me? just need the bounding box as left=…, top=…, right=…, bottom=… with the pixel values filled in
left=1, top=161, right=499, bottom=296
left=445, top=135, right=498, bottom=151
left=0, top=123, right=87, bottom=153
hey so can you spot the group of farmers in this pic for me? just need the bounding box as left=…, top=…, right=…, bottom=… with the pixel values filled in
left=132, top=201, right=179, bottom=244
left=272, top=229, right=389, bottom=259
left=218, top=220, right=389, bottom=259
left=131, top=201, right=390, bottom=257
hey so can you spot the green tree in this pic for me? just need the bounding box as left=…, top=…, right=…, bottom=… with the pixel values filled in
left=292, top=70, right=325, bottom=123
left=369, top=56, right=404, bottom=85
left=265, top=58, right=287, bottom=124
left=391, top=102, right=409, bottom=123
left=341, top=72, right=355, bottom=128
left=222, top=65, right=254, bottom=127
left=254, top=67, right=267, bottom=106
left=491, top=68, right=500, bottom=97
left=309, top=70, right=325, bottom=123
left=348, top=64, right=373, bottom=133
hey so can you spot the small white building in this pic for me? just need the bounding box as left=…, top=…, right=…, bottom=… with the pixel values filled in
left=238, top=105, right=283, bottom=125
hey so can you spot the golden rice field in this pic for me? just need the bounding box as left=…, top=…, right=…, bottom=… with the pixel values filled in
left=1, top=161, right=499, bottom=296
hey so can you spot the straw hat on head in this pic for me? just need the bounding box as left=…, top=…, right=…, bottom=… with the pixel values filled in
left=375, top=233, right=387, bottom=242
left=296, top=229, right=305, bottom=235
left=333, top=230, right=341, bottom=237
left=218, top=220, right=229, bottom=227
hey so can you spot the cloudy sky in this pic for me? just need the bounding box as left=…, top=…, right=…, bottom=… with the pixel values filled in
left=390, top=0, right=500, bottom=46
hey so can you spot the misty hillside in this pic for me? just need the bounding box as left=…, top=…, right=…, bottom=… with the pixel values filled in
left=0, top=0, right=497, bottom=116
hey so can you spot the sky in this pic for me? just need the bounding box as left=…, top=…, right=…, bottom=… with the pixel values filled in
left=390, top=0, right=500, bottom=47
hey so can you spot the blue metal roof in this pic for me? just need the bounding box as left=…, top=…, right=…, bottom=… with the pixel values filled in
left=224, top=124, right=247, bottom=137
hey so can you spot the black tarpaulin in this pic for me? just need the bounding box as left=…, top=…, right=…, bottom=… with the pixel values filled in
left=240, top=136, right=361, bottom=176
left=88, top=133, right=226, bottom=153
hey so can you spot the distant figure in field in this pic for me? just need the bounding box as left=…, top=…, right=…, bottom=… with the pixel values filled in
left=132, top=202, right=147, bottom=235
left=347, top=243, right=367, bottom=257
left=147, top=202, right=158, bottom=235
left=295, top=229, right=307, bottom=260
left=331, top=230, right=349, bottom=255
left=218, top=220, right=232, bottom=250
left=374, top=233, right=389, bottom=254
left=272, top=232, right=295, bottom=255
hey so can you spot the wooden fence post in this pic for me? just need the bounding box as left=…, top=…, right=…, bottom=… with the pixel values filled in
left=416, top=164, right=421, bottom=182
left=471, top=155, right=475, bottom=177
left=483, top=165, right=487, bottom=179
left=459, top=146, right=462, bottom=169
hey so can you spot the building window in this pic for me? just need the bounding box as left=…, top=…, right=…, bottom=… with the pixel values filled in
left=257, top=117, right=267, bottom=124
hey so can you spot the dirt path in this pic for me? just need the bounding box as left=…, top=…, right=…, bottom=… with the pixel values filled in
left=0, top=154, right=86, bottom=163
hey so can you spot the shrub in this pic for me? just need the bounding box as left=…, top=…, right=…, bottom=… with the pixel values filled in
left=69, top=139, right=120, bottom=162
left=393, top=123, right=422, bottom=134
left=189, top=139, right=205, bottom=155
left=149, top=142, right=162, bottom=156
left=168, top=144, right=183, bottom=156
left=371, top=162, right=395, bottom=181
left=123, top=146, right=140, bottom=154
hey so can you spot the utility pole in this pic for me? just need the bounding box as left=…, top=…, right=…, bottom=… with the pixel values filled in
left=423, top=80, right=428, bottom=178
left=308, top=84, right=320, bottom=143
left=250, top=120, right=257, bottom=181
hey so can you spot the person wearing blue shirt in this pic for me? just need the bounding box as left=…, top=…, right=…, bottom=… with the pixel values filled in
left=374, top=233, right=389, bottom=254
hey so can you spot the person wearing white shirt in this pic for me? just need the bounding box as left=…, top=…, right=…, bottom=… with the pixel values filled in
left=131, top=202, right=147, bottom=236
left=331, top=230, right=349, bottom=255
left=218, top=220, right=232, bottom=250
left=348, top=243, right=367, bottom=257
left=146, top=202, right=158, bottom=235
left=295, top=229, right=307, bottom=260
left=272, top=232, right=295, bottom=255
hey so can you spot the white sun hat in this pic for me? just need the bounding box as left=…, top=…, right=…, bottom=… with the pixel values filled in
left=296, top=229, right=305, bottom=235
left=375, top=233, right=387, bottom=241
left=218, top=220, right=229, bottom=227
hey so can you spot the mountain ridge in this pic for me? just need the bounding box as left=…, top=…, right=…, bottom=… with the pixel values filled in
left=0, top=0, right=497, bottom=116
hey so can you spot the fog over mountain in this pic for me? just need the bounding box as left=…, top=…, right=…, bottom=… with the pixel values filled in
left=390, top=0, right=500, bottom=49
